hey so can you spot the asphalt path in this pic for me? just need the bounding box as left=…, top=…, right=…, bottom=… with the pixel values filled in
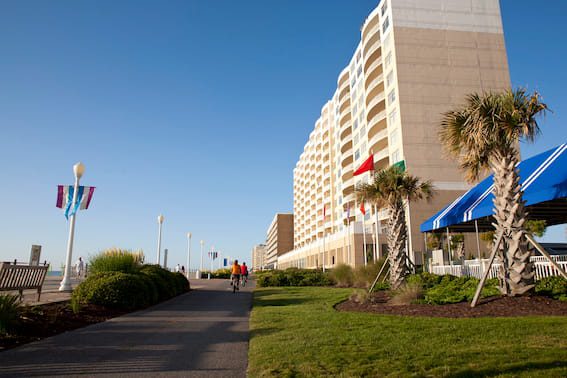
left=0, top=278, right=253, bottom=377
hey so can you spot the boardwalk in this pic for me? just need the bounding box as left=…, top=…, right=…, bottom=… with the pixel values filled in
left=0, top=279, right=253, bottom=377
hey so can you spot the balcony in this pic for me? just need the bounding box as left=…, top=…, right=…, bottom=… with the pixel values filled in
left=368, top=128, right=388, bottom=153
left=362, top=22, right=380, bottom=46
left=339, top=111, right=351, bottom=128
left=339, top=121, right=352, bottom=140
left=367, top=109, right=387, bottom=136
left=364, top=41, right=381, bottom=66
left=339, top=96, right=350, bottom=114
left=365, top=73, right=383, bottom=95
left=363, top=32, right=381, bottom=58
left=366, top=92, right=386, bottom=120
left=361, top=11, right=380, bottom=44
left=340, top=135, right=352, bottom=154
left=374, top=147, right=389, bottom=162
left=341, top=153, right=353, bottom=168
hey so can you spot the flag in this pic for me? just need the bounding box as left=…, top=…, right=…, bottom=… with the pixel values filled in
left=56, top=185, right=95, bottom=219
left=323, top=204, right=326, bottom=219
left=353, top=154, right=374, bottom=176
left=360, top=201, right=366, bottom=215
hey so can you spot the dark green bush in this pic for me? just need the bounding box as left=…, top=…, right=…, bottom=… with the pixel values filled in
left=89, top=248, right=144, bottom=274
left=535, top=276, right=567, bottom=301
left=423, top=275, right=500, bottom=305
left=172, top=272, right=191, bottom=294
left=139, top=265, right=177, bottom=300
left=0, top=294, right=21, bottom=335
left=72, top=272, right=152, bottom=310
left=371, top=282, right=390, bottom=292
left=331, top=264, right=354, bottom=287
left=256, top=269, right=334, bottom=287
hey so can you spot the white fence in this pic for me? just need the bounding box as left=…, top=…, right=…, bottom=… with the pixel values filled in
left=431, top=255, right=567, bottom=280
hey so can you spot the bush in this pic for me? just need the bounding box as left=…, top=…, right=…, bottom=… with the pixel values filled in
left=72, top=272, right=152, bottom=310
left=0, top=294, right=21, bottom=335
left=331, top=264, right=354, bottom=287
left=389, top=281, right=424, bottom=306
left=139, top=265, right=178, bottom=300
left=353, top=259, right=386, bottom=288
left=172, top=272, right=191, bottom=294
left=423, top=275, right=500, bottom=305
left=256, top=269, right=334, bottom=287
left=89, top=248, right=144, bottom=274
left=535, top=276, right=567, bottom=301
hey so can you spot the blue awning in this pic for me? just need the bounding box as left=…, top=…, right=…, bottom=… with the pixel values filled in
left=421, top=143, right=567, bottom=233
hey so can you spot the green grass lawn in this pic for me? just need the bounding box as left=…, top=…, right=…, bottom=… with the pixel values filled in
left=248, top=287, right=567, bottom=377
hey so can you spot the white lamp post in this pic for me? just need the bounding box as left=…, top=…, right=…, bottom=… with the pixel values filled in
left=199, top=240, right=204, bottom=279
left=59, top=162, right=85, bottom=292
left=157, top=214, right=165, bottom=266
left=186, top=232, right=192, bottom=278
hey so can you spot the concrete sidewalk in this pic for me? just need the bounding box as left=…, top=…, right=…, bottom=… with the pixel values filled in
left=0, top=278, right=253, bottom=377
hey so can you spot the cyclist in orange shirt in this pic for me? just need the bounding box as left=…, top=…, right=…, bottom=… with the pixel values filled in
left=230, top=260, right=241, bottom=291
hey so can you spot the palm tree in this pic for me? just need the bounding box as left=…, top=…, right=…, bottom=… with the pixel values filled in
left=439, top=89, right=548, bottom=296
left=356, top=166, right=434, bottom=289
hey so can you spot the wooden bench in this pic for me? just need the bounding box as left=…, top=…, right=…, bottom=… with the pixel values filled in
left=0, top=262, right=50, bottom=301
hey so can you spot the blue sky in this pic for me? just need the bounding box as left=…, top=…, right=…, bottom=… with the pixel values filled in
left=0, top=1, right=565, bottom=269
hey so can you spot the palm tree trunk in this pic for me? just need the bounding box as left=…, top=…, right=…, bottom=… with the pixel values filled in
left=387, top=200, right=408, bottom=290
left=491, top=152, right=534, bottom=296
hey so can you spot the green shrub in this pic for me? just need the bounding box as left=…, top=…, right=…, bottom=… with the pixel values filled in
left=256, top=269, right=334, bottom=287
left=89, top=248, right=144, bottom=274
left=353, top=259, right=386, bottom=288
left=371, top=282, right=390, bottom=292
left=423, top=275, right=500, bottom=305
left=535, top=276, right=567, bottom=301
left=172, top=272, right=191, bottom=294
left=0, top=294, right=21, bottom=335
left=139, top=265, right=177, bottom=300
left=72, top=272, right=151, bottom=310
left=331, top=264, right=354, bottom=287
left=390, top=281, right=424, bottom=306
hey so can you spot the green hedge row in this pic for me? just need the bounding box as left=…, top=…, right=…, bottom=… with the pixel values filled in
left=535, top=276, right=567, bottom=301
left=72, top=264, right=190, bottom=311
left=256, top=268, right=334, bottom=287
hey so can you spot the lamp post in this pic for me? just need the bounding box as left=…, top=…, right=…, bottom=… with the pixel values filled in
left=157, top=214, right=164, bottom=266
left=59, top=162, right=85, bottom=292
left=186, top=232, right=192, bottom=278
left=199, top=240, right=204, bottom=279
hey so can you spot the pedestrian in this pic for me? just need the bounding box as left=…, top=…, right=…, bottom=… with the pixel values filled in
left=175, top=263, right=180, bottom=273
left=181, top=265, right=186, bottom=275
left=75, top=257, right=84, bottom=278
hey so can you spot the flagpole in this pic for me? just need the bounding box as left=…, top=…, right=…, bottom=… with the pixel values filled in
left=362, top=212, right=367, bottom=266
left=156, top=215, right=164, bottom=266
left=374, top=205, right=380, bottom=261
left=347, top=213, right=352, bottom=266
left=59, top=162, right=85, bottom=292
left=186, top=232, right=192, bottom=278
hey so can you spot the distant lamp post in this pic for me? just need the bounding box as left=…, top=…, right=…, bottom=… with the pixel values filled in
left=199, top=240, right=204, bottom=279
left=186, top=232, right=192, bottom=278
left=59, top=162, right=85, bottom=292
left=157, top=214, right=165, bottom=266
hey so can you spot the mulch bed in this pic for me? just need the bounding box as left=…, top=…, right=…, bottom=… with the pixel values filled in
left=0, top=301, right=126, bottom=352
left=336, top=291, right=567, bottom=318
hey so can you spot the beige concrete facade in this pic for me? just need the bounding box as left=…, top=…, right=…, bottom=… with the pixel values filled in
left=282, top=0, right=509, bottom=269
left=251, top=244, right=267, bottom=271
left=266, top=213, right=294, bottom=269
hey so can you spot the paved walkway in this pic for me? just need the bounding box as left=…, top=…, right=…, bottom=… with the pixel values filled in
left=0, top=279, right=253, bottom=377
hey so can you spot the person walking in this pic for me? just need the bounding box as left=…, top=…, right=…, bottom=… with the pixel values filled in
left=75, top=257, right=84, bottom=279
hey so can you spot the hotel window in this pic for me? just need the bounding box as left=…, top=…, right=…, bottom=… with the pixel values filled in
left=353, top=133, right=359, bottom=145
left=359, top=112, right=365, bottom=126
left=358, top=95, right=364, bottom=110
left=390, top=128, right=399, bottom=145
left=356, top=51, right=361, bottom=63
left=353, top=118, right=359, bottom=130
left=353, top=103, right=358, bottom=115
left=355, top=149, right=361, bottom=160
left=391, top=149, right=401, bottom=163
left=386, top=70, right=394, bottom=87
left=388, top=89, right=396, bottom=104
left=389, top=108, right=398, bottom=125
left=382, top=16, right=390, bottom=34
left=357, top=65, right=363, bottom=78
left=383, top=34, right=392, bottom=51
left=384, top=52, right=392, bottom=69
left=361, top=142, right=367, bottom=155
left=381, top=1, right=388, bottom=16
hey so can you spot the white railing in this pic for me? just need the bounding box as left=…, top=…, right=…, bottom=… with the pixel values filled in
left=431, top=256, right=567, bottom=280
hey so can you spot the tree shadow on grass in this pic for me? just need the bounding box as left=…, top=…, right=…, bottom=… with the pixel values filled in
left=447, top=360, right=567, bottom=378
left=253, top=297, right=313, bottom=307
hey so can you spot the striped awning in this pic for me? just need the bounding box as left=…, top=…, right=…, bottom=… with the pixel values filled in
left=420, top=143, right=567, bottom=233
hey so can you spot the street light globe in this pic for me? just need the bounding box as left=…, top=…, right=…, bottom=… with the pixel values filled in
left=158, top=214, right=165, bottom=224
left=187, top=232, right=192, bottom=239
left=73, top=162, right=85, bottom=179
left=200, top=240, right=204, bottom=245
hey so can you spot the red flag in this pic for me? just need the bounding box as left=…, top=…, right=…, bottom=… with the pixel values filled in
left=353, top=154, right=374, bottom=176
left=360, top=201, right=366, bottom=215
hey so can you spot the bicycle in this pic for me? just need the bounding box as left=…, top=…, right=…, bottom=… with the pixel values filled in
left=231, top=274, right=240, bottom=293
left=241, top=275, right=248, bottom=287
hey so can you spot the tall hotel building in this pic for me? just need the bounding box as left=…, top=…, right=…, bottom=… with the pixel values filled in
left=279, top=0, right=510, bottom=268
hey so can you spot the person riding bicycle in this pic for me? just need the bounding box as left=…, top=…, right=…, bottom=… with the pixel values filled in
left=230, top=260, right=241, bottom=289
left=241, top=262, right=248, bottom=284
